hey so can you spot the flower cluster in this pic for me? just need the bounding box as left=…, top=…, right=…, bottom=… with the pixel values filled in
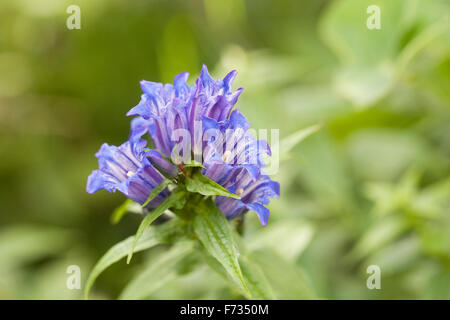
left=87, top=65, right=279, bottom=226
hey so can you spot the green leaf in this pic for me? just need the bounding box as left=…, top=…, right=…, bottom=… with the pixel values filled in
left=250, top=249, right=317, bottom=299
left=84, top=219, right=183, bottom=299
left=202, top=228, right=276, bottom=300
left=183, top=160, right=206, bottom=169
left=247, top=219, right=315, bottom=261
left=119, top=241, right=194, bottom=299
left=186, top=170, right=240, bottom=199
left=349, top=215, right=408, bottom=260
left=127, top=190, right=186, bottom=264
left=201, top=240, right=275, bottom=299
left=193, top=198, right=250, bottom=298
left=319, top=0, right=403, bottom=106
left=110, top=199, right=142, bottom=224
left=321, top=0, right=406, bottom=62
left=319, top=0, right=449, bottom=107
left=142, top=179, right=172, bottom=207
left=239, top=255, right=276, bottom=299
left=280, top=124, right=321, bottom=160
left=201, top=249, right=232, bottom=282
left=334, top=65, right=396, bottom=107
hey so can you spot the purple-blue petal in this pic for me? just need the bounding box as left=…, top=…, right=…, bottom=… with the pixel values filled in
left=245, top=203, right=270, bottom=226
left=86, top=138, right=169, bottom=206
left=146, top=150, right=179, bottom=178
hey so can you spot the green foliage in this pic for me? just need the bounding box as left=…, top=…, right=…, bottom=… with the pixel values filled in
left=119, top=241, right=195, bottom=299
left=193, top=198, right=250, bottom=298
left=238, top=255, right=276, bottom=300
left=250, top=249, right=317, bottom=299
left=279, top=124, right=321, bottom=161
left=183, top=160, right=206, bottom=169
left=84, top=218, right=184, bottom=299
left=0, top=225, right=74, bottom=273
left=142, top=179, right=172, bottom=207
left=320, top=0, right=449, bottom=107
left=110, top=200, right=142, bottom=224
left=186, top=170, right=240, bottom=199
left=127, top=190, right=186, bottom=263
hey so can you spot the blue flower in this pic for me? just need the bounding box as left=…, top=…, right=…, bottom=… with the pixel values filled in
left=202, top=109, right=271, bottom=172
left=146, top=149, right=179, bottom=179
left=86, top=138, right=169, bottom=208
left=202, top=110, right=279, bottom=226
left=216, top=170, right=279, bottom=226
left=127, top=65, right=242, bottom=157
left=88, top=65, right=279, bottom=225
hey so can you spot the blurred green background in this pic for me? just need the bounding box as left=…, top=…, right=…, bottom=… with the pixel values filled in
left=0, top=0, right=449, bottom=299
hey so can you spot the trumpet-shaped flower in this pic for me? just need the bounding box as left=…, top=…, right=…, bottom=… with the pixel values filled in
left=86, top=138, right=169, bottom=208
left=87, top=65, right=279, bottom=225
left=202, top=110, right=279, bottom=225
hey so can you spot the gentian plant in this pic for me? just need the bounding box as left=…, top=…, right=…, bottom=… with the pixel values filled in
left=85, top=66, right=281, bottom=299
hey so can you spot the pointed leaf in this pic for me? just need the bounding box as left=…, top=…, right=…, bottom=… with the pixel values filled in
left=127, top=190, right=186, bottom=263
left=183, top=160, right=206, bottom=169
left=142, top=179, right=172, bottom=207
left=280, top=124, right=321, bottom=157
left=250, top=249, right=317, bottom=299
left=193, top=198, right=250, bottom=298
left=84, top=219, right=183, bottom=299
left=186, top=171, right=240, bottom=199
left=239, top=255, right=276, bottom=300
left=110, top=199, right=142, bottom=224
left=119, top=241, right=194, bottom=299
left=202, top=249, right=276, bottom=299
